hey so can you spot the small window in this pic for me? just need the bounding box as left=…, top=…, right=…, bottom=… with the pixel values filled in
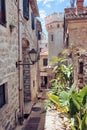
left=0, top=0, right=6, bottom=26
left=79, top=62, right=83, bottom=74
left=66, top=33, right=69, bottom=47
left=37, top=30, right=41, bottom=40
left=62, top=24, right=64, bottom=28
left=0, top=84, right=5, bottom=108
left=51, top=34, right=53, bottom=41
left=43, top=58, right=48, bottom=66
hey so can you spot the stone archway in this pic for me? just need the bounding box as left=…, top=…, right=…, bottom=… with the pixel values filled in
left=22, top=38, right=31, bottom=102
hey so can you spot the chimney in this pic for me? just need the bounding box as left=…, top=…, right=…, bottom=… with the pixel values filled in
left=76, top=0, right=84, bottom=14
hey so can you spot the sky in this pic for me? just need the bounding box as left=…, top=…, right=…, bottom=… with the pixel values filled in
left=37, top=0, right=87, bottom=37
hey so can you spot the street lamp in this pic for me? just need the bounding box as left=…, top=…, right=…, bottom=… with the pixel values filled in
left=16, top=48, right=38, bottom=67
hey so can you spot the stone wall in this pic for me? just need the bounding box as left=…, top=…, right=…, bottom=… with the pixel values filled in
left=67, top=19, right=87, bottom=88
left=0, top=1, right=19, bottom=130
left=68, top=19, right=87, bottom=49
left=22, top=2, right=39, bottom=104
left=83, top=54, right=87, bottom=86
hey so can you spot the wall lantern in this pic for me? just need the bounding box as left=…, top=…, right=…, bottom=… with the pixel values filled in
left=16, top=48, right=38, bottom=67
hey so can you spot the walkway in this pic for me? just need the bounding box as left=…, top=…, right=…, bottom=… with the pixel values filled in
left=15, top=89, right=71, bottom=130
left=15, top=89, right=47, bottom=130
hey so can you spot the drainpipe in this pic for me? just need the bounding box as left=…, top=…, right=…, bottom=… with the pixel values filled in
left=17, top=0, right=24, bottom=124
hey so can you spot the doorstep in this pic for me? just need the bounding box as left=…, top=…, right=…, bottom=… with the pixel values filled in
left=24, top=101, right=33, bottom=114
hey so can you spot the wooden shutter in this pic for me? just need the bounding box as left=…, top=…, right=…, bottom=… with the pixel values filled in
left=36, top=23, right=38, bottom=36
left=31, top=12, right=35, bottom=30
left=23, top=0, right=29, bottom=20
left=0, top=0, right=6, bottom=26
left=2, top=0, right=6, bottom=24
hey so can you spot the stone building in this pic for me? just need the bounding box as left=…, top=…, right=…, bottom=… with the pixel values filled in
left=0, top=0, right=41, bottom=130
left=39, top=33, right=48, bottom=89
left=45, top=12, right=64, bottom=66
left=64, top=0, right=87, bottom=88
left=0, top=1, right=19, bottom=130
left=21, top=0, right=40, bottom=115
left=39, top=33, right=54, bottom=89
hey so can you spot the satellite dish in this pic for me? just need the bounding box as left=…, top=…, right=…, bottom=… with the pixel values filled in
left=70, top=0, right=75, bottom=7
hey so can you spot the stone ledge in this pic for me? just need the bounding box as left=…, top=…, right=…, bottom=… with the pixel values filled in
left=44, top=109, right=71, bottom=130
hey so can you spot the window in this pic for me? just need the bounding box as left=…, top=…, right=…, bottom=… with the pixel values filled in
left=51, top=34, right=53, bottom=41
left=66, top=33, right=69, bottom=47
left=31, top=12, right=35, bottom=30
left=57, top=24, right=59, bottom=28
left=23, top=0, right=29, bottom=20
left=0, top=0, right=6, bottom=26
left=79, top=62, right=83, bottom=74
left=0, top=84, right=5, bottom=108
left=43, top=58, right=48, bottom=66
left=37, top=30, right=41, bottom=40
left=62, top=24, right=64, bottom=28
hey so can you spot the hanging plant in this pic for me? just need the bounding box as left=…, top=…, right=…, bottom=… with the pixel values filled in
left=9, top=24, right=15, bottom=33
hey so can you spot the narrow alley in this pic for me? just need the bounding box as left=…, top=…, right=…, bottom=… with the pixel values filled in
left=16, top=89, right=47, bottom=130
left=0, top=0, right=87, bottom=130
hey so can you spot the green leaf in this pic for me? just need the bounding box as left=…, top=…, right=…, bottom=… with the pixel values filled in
left=59, top=91, right=70, bottom=106
left=70, top=125, right=77, bottom=130
left=48, top=93, right=59, bottom=105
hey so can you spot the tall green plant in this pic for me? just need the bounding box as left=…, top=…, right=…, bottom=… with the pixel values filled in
left=50, top=56, right=73, bottom=94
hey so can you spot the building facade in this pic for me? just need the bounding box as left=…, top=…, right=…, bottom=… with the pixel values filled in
left=64, top=0, right=87, bottom=88
left=0, top=1, right=19, bottom=130
left=21, top=0, right=40, bottom=115
left=39, top=51, right=48, bottom=89
left=0, top=0, right=41, bottom=130
left=45, top=12, right=64, bottom=66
